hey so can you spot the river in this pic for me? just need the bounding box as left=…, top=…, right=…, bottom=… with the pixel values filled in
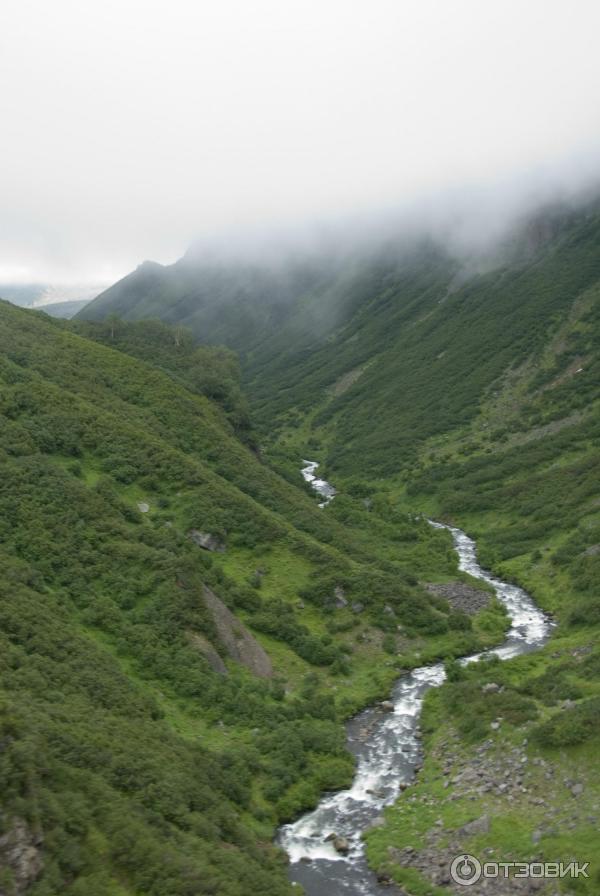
left=279, top=461, right=553, bottom=895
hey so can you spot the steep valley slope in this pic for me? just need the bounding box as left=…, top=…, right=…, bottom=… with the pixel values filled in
left=0, top=300, right=511, bottom=896
left=75, top=199, right=600, bottom=893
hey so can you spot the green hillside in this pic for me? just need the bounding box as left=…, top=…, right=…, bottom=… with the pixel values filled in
left=78, top=202, right=600, bottom=472
left=75, top=199, right=600, bottom=892
left=0, top=301, right=510, bottom=896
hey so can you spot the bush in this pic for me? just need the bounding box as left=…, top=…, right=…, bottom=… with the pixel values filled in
left=532, top=697, right=600, bottom=747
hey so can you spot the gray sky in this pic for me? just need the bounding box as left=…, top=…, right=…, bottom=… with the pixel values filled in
left=1, top=0, right=600, bottom=282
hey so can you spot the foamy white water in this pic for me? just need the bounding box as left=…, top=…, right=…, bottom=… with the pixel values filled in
left=302, top=460, right=337, bottom=507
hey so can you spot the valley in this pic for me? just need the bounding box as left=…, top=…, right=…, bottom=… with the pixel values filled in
left=4, top=3, right=600, bottom=894
left=1, top=198, right=599, bottom=895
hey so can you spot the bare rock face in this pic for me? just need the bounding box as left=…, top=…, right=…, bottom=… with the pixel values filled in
left=186, top=631, right=228, bottom=675
left=202, top=586, right=272, bottom=678
left=424, top=582, right=491, bottom=615
left=188, top=530, right=225, bottom=553
left=325, top=586, right=348, bottom=610
left=0, top=818, right=43, bottom=895
left=333, top=586, right=348, bottom=609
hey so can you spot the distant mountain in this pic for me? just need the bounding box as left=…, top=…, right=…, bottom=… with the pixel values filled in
left=77, top=253, right=350, bottom=353
left=36, top=298, right=91, bottom=318
left=0, top=282, right=48, bottom=307
left=0, top=281, right=105, bottom=312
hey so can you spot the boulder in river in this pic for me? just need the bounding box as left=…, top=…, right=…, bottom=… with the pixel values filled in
left=333, top=836, right=350, bottom=855
left=380, top=700, right=395, bottom=712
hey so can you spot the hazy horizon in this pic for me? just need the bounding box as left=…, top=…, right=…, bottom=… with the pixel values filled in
left=2, top=0, right=600, bottom=284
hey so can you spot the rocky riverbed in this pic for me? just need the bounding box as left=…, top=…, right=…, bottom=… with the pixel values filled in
left=382, top=725, right=595, bottom=894
left=424, top=581, right=492, bottom=615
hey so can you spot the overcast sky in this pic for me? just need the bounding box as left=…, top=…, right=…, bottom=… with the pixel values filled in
left=1, top=0, right=600, bottom=283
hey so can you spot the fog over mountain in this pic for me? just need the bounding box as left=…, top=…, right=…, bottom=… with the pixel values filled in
left=2, top=0, right=600, bottom=282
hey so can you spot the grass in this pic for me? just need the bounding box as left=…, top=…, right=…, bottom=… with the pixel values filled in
left=365, top=613, right=600, bottom=894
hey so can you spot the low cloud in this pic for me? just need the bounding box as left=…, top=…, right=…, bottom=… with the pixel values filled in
left=1, top=0, right=600, bottom=281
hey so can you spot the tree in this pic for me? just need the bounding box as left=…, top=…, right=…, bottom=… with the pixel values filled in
left=106, top=313, right=120, bottom=340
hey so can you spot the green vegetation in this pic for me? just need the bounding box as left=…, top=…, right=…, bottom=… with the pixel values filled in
left=79, top=201, right=600, bottom=480
left=0, top=301, right=497, bottom=895
left=10, top=197, right=600, bottom=893
left=69, top=316, right=254, bottom=441
left=366, top=637, right=600, bottom=894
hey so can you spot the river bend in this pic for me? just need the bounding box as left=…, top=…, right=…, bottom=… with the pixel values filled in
left=279, top=462, right=552, bottom=895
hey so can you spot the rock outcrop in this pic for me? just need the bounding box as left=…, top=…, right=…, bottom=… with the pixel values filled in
left=0, top=818, right=43, bottom=895
left=202, top=586, right=272, bottom=678
left=186, top=631, right=228, bottom=675
left=325, top=585, right=348, bottom=610
left=188, top=530, right=225, bottom=553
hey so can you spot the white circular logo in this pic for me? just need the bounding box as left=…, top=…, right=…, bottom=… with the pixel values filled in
left=451, top=854, right=482, bottom=886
